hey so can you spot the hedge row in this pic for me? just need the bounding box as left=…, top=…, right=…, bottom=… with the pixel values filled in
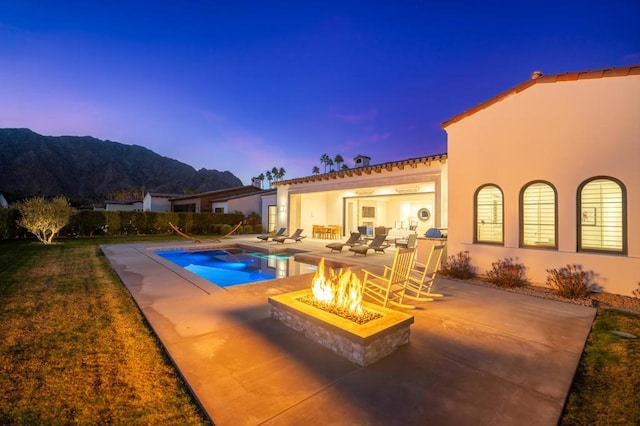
left=0, top=209, right=262, bottom=239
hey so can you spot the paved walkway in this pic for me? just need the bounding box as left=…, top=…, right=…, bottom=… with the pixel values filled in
left=102, top=237, right=596, bottom=426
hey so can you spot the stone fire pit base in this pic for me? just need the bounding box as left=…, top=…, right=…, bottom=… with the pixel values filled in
left=268, top=289, right=414, bottom=367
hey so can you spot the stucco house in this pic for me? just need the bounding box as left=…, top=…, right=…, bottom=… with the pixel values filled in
left=443, top=65, right=639, bottom=296
left=143, top=192, right=181, bottom=212
left=169, top=186, right=264, bottom=213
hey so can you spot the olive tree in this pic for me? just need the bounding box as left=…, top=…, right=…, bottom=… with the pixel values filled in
left=15, top=196, right=76, bottom=244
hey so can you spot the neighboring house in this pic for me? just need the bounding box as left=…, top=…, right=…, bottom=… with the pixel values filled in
left=104, top=200, right=143, bottom=212
left=169, top=186, right=264, bottom=213
left=274, top=154, right=448, bottom=244
left=442, top=65, right=640, bottom=296
left=143, top=192, right=181, bottom=212
left=0, top=193, right=8, bottom=208
left=211, top=188, right=277, bottom=230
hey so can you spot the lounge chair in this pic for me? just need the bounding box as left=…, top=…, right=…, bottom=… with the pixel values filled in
left=273, top=228, right=306, bottom=244
left=401, top=243, right=446, bottom=303
left=256, top=227, right=286, bottom=242
left=394, top=233, right=417, bottom=249
left=361, top=247, right=416, bottom=308
left=348, top=234, right=390, bottom=255
left=325, top=232, right=362, bottom=252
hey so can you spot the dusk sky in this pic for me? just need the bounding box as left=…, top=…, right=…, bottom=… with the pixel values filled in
left=1, top=1, right=638, bottom=185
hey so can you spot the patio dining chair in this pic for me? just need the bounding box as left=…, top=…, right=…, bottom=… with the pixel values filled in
left=394, top=233, right=417, bottom=249
left=361, top=247, right=416, bottom=309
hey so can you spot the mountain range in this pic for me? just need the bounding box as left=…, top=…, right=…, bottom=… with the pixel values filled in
left=0, top=128, right=243, bottom=205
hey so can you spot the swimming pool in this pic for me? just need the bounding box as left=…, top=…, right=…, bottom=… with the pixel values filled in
left=155, top=248, right=316, bottom=287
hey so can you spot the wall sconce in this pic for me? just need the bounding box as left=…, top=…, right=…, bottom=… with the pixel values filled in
left=280, top=205, right=286, bottom=212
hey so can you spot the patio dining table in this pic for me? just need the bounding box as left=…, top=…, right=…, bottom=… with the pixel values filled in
left=312, top=224, right=342, bottom=239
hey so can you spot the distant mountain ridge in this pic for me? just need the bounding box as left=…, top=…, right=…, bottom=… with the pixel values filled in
left=0, top=128, right=243, bottom=204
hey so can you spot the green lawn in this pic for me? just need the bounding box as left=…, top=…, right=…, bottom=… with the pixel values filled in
left=1, top=236, right=638, bottom=424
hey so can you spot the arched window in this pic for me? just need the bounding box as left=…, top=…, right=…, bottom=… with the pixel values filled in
left=578, top=177, right=626, bottom=254
left=474, top=184, right=503, bottom=244
left=520, top=181, right=557, bottom=249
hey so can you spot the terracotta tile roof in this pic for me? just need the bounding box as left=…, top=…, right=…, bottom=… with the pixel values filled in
left=441, top=64, right=640, bottom=128
left=274, top=153, right=447, bottom=187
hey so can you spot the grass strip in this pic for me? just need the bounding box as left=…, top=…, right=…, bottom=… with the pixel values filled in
left=560, top=309, right=640, bottom=425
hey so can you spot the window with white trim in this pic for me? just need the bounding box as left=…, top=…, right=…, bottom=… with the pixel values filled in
left=475, top=184, right=503, bottom=244
left=520, top=181, right=557, bottom=248
left=578, top=177, right=626, bottom=254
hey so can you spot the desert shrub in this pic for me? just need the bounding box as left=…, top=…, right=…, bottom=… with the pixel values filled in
left=546, top=264, right=594, bottom=299
left=486, top=257, right=528, bottom=288
left=219, top=224, right=232, bottom=235
left=242, top=224, right=253, bottom=234
left=253, top=224, right=263, bottom=234
left=212, top=224, right=223, bottom=234
left=441, top=251, right=476, bottom=279
left=632, top=282, right=640, bottom=299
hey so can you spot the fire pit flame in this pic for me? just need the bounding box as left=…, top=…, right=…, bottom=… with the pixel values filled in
left=311, top=258, right=364, bottom=316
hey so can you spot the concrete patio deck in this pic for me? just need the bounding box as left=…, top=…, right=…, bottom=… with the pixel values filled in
left=101, top=236, right=596, bottom=425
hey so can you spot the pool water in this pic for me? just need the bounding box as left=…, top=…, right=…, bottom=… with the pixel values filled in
left=155, top=248, right=316, bottom=287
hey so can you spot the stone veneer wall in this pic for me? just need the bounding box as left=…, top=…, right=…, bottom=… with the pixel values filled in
left=271, top=304, right=411, bottom=367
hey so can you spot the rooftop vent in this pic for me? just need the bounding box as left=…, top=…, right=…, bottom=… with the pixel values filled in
left=531, top=70, right=543, bottom=80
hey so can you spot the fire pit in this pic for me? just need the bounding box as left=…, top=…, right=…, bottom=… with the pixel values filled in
left=268, top=259, right=414, bottom=366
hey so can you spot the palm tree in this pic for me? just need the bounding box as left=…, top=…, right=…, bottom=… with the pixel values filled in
left=265, top=170, right=273, bottom=188
left=257, top=173, right=265, bottom=189
left=320, top=154, right=330, bottom=173
left=312, top=166, right=320, bottom=175
left=334, top=154, right=344, bottom=170
left=341, top=164, right=349, bottom=170
left=271, top=167, right=279, bottom=182
left=278, top=167, right=286, bottom=181
left=327, top=158, right=334, bottom=172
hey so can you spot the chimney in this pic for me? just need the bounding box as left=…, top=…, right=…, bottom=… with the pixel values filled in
left=531, top=70, right=543, bottom=80
left=353, top=155, right=371, bottom=168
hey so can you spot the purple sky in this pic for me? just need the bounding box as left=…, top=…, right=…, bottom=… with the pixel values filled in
left=1, top=1, right=638, bottom=185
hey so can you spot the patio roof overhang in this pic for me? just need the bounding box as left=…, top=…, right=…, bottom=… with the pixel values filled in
left=274, top=154, right=447, bottom=187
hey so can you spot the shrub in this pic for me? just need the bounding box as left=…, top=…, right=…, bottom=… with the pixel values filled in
left=245, top=211, right=261, bottom=226
left=486, top=258, right=528, bottom=288
left=254, top=224, right=263, bottom=234
left=546, top=264, right=594, bottom=299
left=242, top=224, right=253, bottom=234
left=632, top=282, right=640, bottom=299
left=442, top=251, right=476, bottom=279
left=219, top=224, right=232, bottom=235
